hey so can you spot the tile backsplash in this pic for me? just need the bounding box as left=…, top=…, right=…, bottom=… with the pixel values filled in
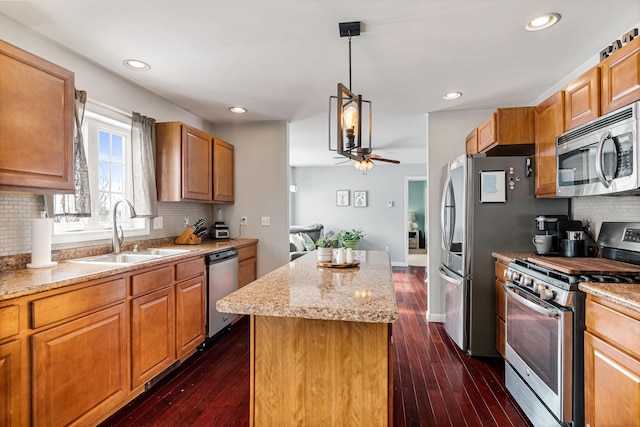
left=572, top=195, right=640, bottom=238
left=0, top=194, right=215, bottom=257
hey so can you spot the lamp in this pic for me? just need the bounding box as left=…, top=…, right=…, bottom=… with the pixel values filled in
left=329, top=21, right=373, bottom=167
left=408, top=212, right=417, bottom=231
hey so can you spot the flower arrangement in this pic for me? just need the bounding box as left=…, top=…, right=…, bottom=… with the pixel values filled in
left=316, top=231, right=338, bottom=248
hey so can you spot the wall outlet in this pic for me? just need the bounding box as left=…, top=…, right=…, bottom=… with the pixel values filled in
left=240, top=216, right=248, bottom=226
left=153, top=216, right=163, bottom=229
left=261, top=216, right=270, bottom=226
left=387, top=201, right=394, bottom=208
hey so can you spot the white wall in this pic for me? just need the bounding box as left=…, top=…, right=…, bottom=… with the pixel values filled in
left=426, top=109, right=493, bottom=322
left=213, top=121, right=290, bottom=277
left=291, top=163, right=427, bottom=265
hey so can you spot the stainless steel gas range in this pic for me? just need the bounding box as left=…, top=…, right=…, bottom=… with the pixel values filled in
left=503, top=222, right=640, bottom=427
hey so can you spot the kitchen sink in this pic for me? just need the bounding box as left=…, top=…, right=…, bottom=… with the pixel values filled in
left=68, top=248, right=192, bottom=265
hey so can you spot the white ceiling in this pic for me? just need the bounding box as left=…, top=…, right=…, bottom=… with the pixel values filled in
left=1, top=1, right=639, bottom=166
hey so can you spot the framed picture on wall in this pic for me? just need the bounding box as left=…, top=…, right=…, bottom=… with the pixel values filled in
left=336, top=190, right=350, bottom=206
left=354, top=191, right=367, bottom=207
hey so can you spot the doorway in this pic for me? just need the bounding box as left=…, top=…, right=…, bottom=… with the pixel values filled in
left=405, top=176, right=427, bottom=267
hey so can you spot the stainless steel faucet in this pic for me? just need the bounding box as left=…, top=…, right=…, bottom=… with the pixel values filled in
left=112, top=199, right=137, bottom=253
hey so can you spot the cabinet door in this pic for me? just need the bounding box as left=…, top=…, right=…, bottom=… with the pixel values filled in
left=465, top=129, right=478, bottom=154
left=32, top=303, right=128, bottom=427
left=176, top=276, right=206, bottom=358
left=601, top=36, right=640, bottom=115
left=565, top=68, right=600, bottom=131
left=0, top=340, right=21, bottom=427
left=0, top=40, right=74, bottom=191
left=238, top=258, right=256, bottom=288
left=131, top=287, right=175, bottom=388
left=213, top=137, right=234, bottom=202
left=182, top=125, right=212, bottom=201
left=477, top=113, right=497, bottom=152
left=585, top=331, right=640, bottom=427
left=535, top=91, right=564, bottom=197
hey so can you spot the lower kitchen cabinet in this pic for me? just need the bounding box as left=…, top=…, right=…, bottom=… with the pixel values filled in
left=176, top=276, right=206, bottom=358
left=584, top=296, right=640, bottom=427
left=131, top=286, right=175, bottom=389
left=494, top=258, right=508, bottom=358
left=0, top=339, right=22, bottom=427
left=238, top=243, right=257, bottom=288
left=31, top=303, right=128, bottom=427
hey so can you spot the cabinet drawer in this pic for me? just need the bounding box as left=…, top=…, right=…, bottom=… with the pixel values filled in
left=586, top=299, right=640, bottom=358
left=238, top=245, right=257, bottom=262
left=131, top=265, right=173, bottom=297
left=31, top=278, right=126, bottom=329
left=0, top=305, right=19, bottom=340
left=175, top=257, right=204, bottom=282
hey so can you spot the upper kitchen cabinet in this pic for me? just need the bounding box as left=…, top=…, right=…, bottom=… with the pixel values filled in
left=475, top=107, right=535, bottom=155
left=600, top=35, right=640, bottom=115
left=535, top=91, right=565, bottom=197
left=156, top=122, right=213, bottom=202
left=212, top=137, right=234, bottom=203
left=564, top=68, right=601, bottom=131
left=465, top=129, right=478, bottom=155
left=0, top=40, right=74, bottom=192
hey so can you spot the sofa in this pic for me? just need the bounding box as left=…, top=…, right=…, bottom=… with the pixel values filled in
left=289, top=223, right=324, bottom=261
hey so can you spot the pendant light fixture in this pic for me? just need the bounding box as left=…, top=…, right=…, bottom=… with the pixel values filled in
left=329, top=22, right=373, bottom=163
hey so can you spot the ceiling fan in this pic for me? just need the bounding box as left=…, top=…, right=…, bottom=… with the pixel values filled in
left=334, top=147, right=400, bottom=169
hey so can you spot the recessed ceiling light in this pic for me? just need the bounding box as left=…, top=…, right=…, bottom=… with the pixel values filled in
left=525, top=13, right=561, bottom=31
left=443, top=92, right=462, bottom=100
left=229, top=106, right=247, bottom=114
left=123, top=59, right=151, bottom=71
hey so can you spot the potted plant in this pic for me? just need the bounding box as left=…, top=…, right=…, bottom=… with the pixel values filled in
left=315, top=231, right=337, bottom=262
left=338, top=228, right=364, bottom=250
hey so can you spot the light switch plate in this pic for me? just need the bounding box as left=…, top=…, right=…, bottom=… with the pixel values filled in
left=261, top=216, right=270, bottom=226
left=153, top=216, right=163, bottom=229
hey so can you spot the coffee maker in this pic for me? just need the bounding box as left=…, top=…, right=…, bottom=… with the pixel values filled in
left=534, top=215, right=585, bottom=256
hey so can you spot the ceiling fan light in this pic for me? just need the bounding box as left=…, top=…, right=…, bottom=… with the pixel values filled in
left=366, top=160, right=374, bottom=170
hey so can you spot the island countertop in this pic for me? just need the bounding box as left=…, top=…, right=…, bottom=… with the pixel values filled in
left=217, top=250, right=398, bottom=323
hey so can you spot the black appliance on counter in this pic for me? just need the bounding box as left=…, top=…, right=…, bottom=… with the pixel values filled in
left=503, top=222, right=640, bottom=427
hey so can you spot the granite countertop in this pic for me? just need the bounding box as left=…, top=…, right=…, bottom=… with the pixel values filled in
left=579, top=282, right=640, bottom=314
left=0, top=238, right=257, bottom=301
left=217, top=250, right=398, bottom=324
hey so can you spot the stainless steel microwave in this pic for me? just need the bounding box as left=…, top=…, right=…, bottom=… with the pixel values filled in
left=556, top=101, right=640, bottom=197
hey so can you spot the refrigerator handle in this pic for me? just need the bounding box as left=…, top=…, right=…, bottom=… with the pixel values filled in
left=439, top=266, right=463, bottom=286
left=440, top=174, right=453, bottom=250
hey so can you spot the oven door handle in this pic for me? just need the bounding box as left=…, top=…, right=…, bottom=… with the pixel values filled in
left=595, top=130, right=612, bottom=188
left=503, top=283, right=560, bottom=318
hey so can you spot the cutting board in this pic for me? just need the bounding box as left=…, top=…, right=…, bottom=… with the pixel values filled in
left=527, top=256, right=640, bottom=275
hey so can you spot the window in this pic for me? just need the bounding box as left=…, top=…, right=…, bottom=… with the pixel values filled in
left=52, top=110, right=149, bottom=243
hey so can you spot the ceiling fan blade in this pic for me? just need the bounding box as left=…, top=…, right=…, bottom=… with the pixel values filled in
left=367, top=153, right=400, bottom=164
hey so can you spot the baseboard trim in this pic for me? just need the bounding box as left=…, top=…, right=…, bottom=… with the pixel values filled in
left=427, top=312, right=445, bottom=323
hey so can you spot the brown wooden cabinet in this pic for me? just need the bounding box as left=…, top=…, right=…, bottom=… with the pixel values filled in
left=535, top=91, right=565, bottom=198
left=494, top=259, right=508, bottom=358
left=600, top=35, right=640, bottom=115
left=156, top=122, right=213, bottom=201
left=32, top=303, right=128, bottom=426
left=564, top=68, right=600, bottom=131
left=213, top=137, right=235, bottom=202
left=0, top=40, right=74, bottom=192
left=465, top=128, right=478, bottom=155
left=475, top=107, right=535, bottom=155
left=238, top=243, right=257, bottom=288
left=584, top=296, right=640, bottom=427
left=0, top=338, right=21, bottom=427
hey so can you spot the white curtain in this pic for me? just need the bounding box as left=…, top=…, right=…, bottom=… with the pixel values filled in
left=131, top=112, right=158, bottom=217
left=45, top=89, right=91, bottom=218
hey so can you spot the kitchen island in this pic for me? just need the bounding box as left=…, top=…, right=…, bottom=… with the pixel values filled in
left=217, top=250, right=398, bottom=427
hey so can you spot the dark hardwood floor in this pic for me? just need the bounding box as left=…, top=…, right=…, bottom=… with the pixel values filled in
left=101, top=266, right=531, bottom=427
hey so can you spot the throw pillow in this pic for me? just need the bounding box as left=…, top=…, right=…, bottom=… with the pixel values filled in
left=289, top=233, right=305, bottom=252
left=299, top=233, right=316, bottom=251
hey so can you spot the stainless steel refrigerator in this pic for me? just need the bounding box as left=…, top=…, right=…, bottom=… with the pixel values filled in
left=439, top=154, right=569, bottom=357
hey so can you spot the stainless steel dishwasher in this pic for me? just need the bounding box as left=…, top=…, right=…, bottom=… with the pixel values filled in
left=205, top=248, right=238, bottom=339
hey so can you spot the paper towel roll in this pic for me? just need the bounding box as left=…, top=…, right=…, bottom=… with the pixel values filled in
left=27, top=218, right=58, bottom=268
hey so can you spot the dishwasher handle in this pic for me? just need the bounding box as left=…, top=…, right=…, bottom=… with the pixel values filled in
left=205, top=248, right=239, bottom=264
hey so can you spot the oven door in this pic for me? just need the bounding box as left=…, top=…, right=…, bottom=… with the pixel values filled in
left=503, top=283, right=573, bottom=424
